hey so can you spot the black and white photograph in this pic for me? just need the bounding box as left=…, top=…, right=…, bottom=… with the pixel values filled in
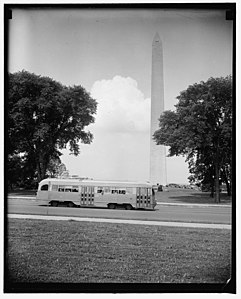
left=4, top=2, right=235, bottom=294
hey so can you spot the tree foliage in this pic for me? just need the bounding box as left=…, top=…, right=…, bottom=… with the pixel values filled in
left=46, top=157, right=68, bottom=178
left=153, top=76, right=232, bottom=202
left=8, top=153, right=39, bottom=190
left=8, top=70, right=97, bottom=183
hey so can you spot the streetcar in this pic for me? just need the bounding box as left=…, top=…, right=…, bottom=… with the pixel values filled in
left=36, top=178, right=157, bottom=210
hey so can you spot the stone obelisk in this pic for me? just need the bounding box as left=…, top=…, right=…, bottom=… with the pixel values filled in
left=150, top=32, right=167, bottom=186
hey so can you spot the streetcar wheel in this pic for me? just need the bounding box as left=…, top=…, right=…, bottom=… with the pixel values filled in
left=67, top=202, right=75, bottom=208
left=125, top=204, right=133, bottom=210
left=51, top=201, right=58, bottom=207
left=108, top=203, right=116, bottom=209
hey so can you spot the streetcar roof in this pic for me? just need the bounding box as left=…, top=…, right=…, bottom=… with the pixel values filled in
left=39, top=178, right=153, bottom=187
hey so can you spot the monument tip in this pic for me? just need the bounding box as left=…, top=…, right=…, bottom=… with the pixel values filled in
left=152, top=32, right=161, bottom=45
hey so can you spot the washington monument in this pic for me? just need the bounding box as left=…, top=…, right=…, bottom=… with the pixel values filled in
left=150, top=32, right=167, bottom=186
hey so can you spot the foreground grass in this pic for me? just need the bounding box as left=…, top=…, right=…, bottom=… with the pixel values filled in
left=6, top=219, right=231, bottom=284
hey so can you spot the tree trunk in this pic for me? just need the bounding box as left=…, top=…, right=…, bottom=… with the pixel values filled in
left=224, top=175, right=231, bottom=196
left=214, top=161, right=220, bottom=203
left=226, top=182, right=231, bottom=196
left=36, top=162, right=42, bottom=183
left=222, top=167, right=231, bottom=196
left=36, top=153, right=48, bottom=182
left=210, top=184, right=214, bottom=198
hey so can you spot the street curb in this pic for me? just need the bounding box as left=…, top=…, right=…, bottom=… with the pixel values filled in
left=7, top=196, right=231, bottom=208
left=8, top=213, right=231, bottom=230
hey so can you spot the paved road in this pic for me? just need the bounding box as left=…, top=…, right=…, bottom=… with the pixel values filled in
left=7, top=198, right=232, bottom=224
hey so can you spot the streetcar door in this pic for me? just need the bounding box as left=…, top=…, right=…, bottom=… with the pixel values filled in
left=136, top=187, right=152, bottom=209
left=80, top=186, right=95, bottom=206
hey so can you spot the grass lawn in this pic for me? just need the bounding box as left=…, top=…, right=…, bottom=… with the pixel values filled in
left=6, top=219, right=231, bottom=285
left=156, top=188, right=232, bottom=205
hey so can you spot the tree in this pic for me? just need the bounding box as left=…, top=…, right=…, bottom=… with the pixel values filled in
left=46, top=157, right=68, bottom=178
left=8, top=70, right=97, bottom=182
left=187, top=152, right=216, bottom=196
left=153, top=76, right=232, bottom=203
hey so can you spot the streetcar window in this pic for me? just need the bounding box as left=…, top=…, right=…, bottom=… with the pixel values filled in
left=56, top=185, right=79, bottom=192
left=119, top=190, right=126, bottom=194
left=41, top=184, right=48, bottom=191
left=72, top=186, right=79, bottom=192
left=97, top=187, right=103, bottom=193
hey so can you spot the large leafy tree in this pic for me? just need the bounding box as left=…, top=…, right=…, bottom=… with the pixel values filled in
left=153, top=76, right=232, bottom=203
left=8, top=70, right=97, bottom=182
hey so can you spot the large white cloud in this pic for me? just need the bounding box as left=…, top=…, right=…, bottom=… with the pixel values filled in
left=61, top=75, right=189, bottom=182
left=90, top=76, right=150, bottom=133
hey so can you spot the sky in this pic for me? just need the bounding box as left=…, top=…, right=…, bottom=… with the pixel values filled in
left=8, top=7, right=233, bottom=184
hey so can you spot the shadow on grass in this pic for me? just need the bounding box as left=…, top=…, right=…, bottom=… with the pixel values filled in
left=8, top=190, right=37, bottom=196
left=167, top=192, right=231, bottom=205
